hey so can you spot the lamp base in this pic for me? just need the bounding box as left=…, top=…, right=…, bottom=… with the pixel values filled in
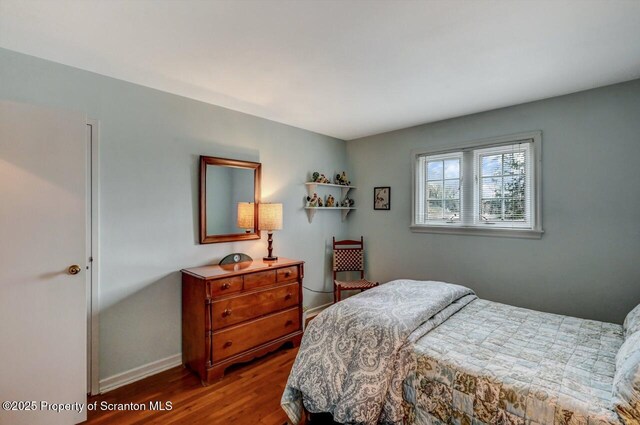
left=263, top=232, right=278, bottom=262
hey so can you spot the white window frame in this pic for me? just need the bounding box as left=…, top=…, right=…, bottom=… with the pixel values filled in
left=474, top=143, right=532, bottom=228
left=411, top=131, right=543, bottom=239
left=416, top=151, right=463, bottom=224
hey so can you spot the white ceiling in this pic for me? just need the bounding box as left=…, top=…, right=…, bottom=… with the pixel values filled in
left=1, top=0, right=640, bottom=140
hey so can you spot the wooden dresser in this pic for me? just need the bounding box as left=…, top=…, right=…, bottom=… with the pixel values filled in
left=181, top=258, right=304, bottom=384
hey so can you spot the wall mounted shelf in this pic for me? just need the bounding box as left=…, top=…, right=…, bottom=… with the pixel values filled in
left=305, top=182, right=356, bottom=199
left=304, top=207, right=356, bottom=222
left=304, top=181, right=357, bottom=223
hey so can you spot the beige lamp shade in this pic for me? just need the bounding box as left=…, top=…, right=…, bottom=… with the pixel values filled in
left=237, top=202, right=255, bottom=229
left=258, top=203, right=283, bottom=231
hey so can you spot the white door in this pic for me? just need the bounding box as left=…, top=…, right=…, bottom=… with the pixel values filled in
left=0, top=100, right=88, bottom=424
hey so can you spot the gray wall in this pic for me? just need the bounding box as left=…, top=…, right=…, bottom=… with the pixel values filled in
left=0, top=48, right=348, bottom=380
left=3, top=46, right=639, bottom=383
left=347, top=79, right=640, bottom=324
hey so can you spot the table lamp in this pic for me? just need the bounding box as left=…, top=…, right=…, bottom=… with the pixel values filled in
left=237, top=202, right=255, bottom=233
left=258, top=203, right=283, bottom=261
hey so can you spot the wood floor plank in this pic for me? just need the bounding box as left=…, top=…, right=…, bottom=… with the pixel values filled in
left=84, top=347, right=298, bottom=425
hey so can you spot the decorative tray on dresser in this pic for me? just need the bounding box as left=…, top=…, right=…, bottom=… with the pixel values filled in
left=181, top=258, right=304, bottom=384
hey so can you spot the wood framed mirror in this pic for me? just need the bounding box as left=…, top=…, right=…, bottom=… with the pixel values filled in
left=199, top=156, right=261, bottom=243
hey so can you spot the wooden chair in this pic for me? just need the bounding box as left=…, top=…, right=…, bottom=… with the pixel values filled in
left=332, top=236, right=378, bottom=303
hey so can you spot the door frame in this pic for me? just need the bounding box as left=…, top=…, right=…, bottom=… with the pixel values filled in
left=87, top=119, right=100, bottom=396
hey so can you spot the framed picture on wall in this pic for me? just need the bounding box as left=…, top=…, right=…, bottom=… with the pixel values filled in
left=374, top=187, right=390, bottom=210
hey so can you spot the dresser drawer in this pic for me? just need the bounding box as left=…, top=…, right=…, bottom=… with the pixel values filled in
left=212, top=283, right=299, bottom=328
left=276, top=266, right=299, bottom=282
left=243, top=270, right=276, bottom=290
left=208, top=276, right=243, bottom=297
left=212, top=307, right=300, bottom=362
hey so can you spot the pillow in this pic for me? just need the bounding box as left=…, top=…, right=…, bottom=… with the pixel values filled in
left=613, top=331, right=640, bottom=424
left=624, top=303, right=640, bottom=338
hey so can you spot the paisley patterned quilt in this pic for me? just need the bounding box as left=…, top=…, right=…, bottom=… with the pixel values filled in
left=281, top=280, right=476, bottom=425
left=403, top=299, right=625, bottom=425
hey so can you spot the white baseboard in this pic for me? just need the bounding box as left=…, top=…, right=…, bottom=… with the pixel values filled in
left=99, top=353, right=182, bottom=394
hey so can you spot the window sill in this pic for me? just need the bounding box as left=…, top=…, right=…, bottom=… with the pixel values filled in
left=410, top=225, right=544, bottom=239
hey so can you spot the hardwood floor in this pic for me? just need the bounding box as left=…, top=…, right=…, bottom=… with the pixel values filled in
left=84, top=346, right=299, bottom=425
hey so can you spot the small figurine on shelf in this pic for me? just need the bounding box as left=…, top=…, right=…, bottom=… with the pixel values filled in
left=306, top=193, right=320, bottom=207
left=317, top=196, right=324, bottom=207
left=335, top=171, right=351, bottom=186
left=311, top=172, right=330, bottom=184
left=341, top=197, right=355, bottom=208
left=326, top=194, right=335, bottom=207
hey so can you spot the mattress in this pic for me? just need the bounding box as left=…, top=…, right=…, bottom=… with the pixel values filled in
left=403, top=299, right=625, bottom=425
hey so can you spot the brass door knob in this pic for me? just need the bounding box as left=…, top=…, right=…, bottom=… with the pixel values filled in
left=68, top=265, right=81, bottom=275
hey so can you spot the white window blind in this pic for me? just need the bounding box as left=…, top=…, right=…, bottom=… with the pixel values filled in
left=412, top=132, right=542, bottom=238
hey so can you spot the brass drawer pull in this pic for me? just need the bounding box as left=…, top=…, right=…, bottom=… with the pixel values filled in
left=222, top=309, right=232, bottom=317
left=284, top=271, right=291, bottom=277
left=223, top=341, right=233, bottom=348
left=221, top=282, right=231, bottom=290
left=285, top=320, right=293, bottom=326
left=285, top=293, right=292, bottom=300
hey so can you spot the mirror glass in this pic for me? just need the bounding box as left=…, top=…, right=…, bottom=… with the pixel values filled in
left=199, top=156, right=261, bottom=243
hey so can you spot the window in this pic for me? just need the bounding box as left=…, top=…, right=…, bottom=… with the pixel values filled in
left=412, top=132, right=542, bottom=238
left=420, top=152, right=462, bottom=223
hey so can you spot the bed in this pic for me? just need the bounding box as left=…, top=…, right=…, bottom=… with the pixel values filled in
left=404, top=299, right=622, bottom=425
left=281, top=280, right=640, bottom=425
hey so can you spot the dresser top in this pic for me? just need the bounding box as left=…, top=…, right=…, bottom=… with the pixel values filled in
left=182, top=257, right=303, bottom=280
